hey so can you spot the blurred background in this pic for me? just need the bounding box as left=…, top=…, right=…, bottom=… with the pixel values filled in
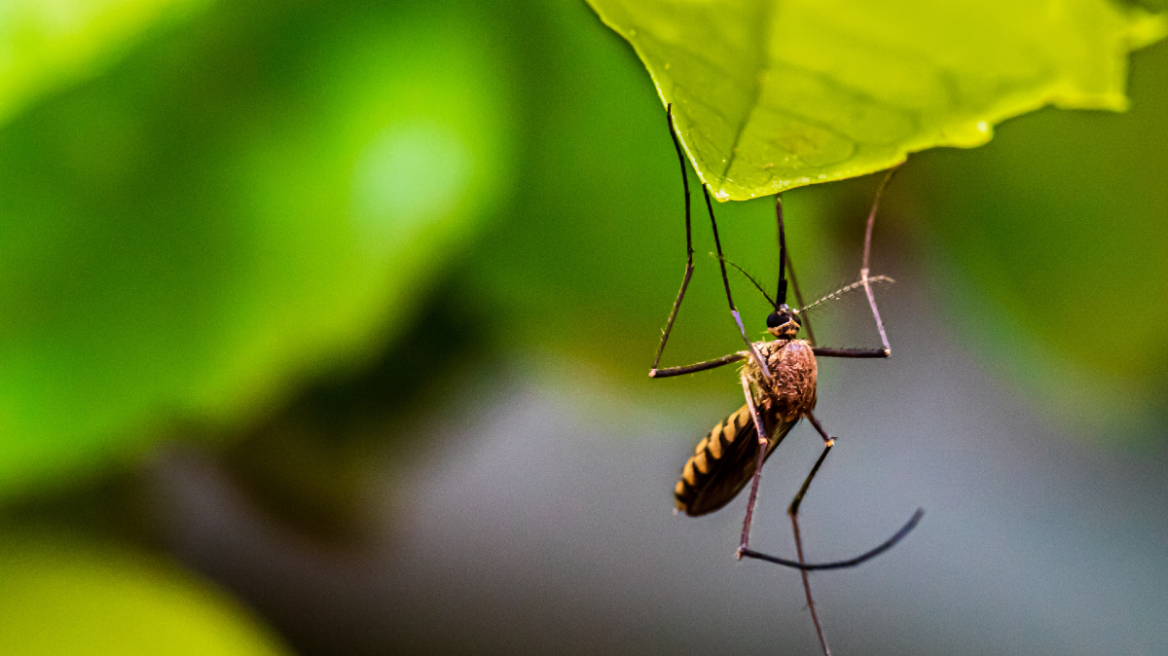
left=1, top=1, right=1166, bottom=654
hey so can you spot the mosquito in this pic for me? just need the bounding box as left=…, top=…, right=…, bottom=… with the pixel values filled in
left=650, top=105, right=923, bottom=656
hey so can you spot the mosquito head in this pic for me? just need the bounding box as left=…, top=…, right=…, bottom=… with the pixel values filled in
left=766, top=306, right=800, bottom=339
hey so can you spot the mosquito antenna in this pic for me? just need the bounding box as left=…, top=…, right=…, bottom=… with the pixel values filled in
left=716, top=255, right=777, bottom=309
left=775, top=195, right=788, bottom=306
left=796, top=276, right=895, bottom=314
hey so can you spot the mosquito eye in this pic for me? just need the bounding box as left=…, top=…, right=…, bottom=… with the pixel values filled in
left=766, top=312, right=783, bottom=328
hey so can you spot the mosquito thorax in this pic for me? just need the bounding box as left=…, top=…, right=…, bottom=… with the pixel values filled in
left=765, top=307, right=800, bottom=339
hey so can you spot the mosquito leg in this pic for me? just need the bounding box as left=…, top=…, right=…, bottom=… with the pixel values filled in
left=856, top=168, right=898, bottom=357
left=811, top=167, right=900, bottom=360
left=787, top=412, right=836, bottom=656
left=735, top=373, right=770, bottom=557
left=649, top=105, right=695, bottom=376
left=805, top=410, right=835, bottom=447
left=791, top=451, right=833, bottom=656
left=740, top=511, right=924, bottom=571
left=650, top=351, right=746, bottom=378
left=788, top=413, right=833, bottom=519
left=738, top=408, right=929, bottom=567
left=812, top=346, right=889, bottom=358
left=705, top=186, right=771, bottom=378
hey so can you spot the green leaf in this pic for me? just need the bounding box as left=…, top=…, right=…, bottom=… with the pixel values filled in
left=0, top=0, right=215, bottom=128
left=0, top=1, right=514, bottom=500
left=0, top=532, right=291, bottom=655
left=586, top=0, right=1168, bottom=200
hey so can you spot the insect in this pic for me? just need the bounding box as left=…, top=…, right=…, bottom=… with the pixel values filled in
left=650, top=105, right=923, bottom=656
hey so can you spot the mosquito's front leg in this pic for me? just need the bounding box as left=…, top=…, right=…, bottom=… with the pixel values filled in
left=649, top=105, right=697, bottom=375
left=649, top=351, right=746, bottom=378
left=812, top=346, right=889, bottom=358
left=812, top=168, right=899, bottom=360
left=703, top=186, right=771, bottom=378
left=808, top=273, right=891, bottom=358
left=648, top=104, right=769, bottom=379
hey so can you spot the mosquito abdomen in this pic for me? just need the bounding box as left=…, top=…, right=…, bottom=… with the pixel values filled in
left=674, top=404, right=793, bottom=517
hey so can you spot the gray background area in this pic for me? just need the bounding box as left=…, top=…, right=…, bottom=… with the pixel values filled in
left=148, top=268, right=1168, bottom=656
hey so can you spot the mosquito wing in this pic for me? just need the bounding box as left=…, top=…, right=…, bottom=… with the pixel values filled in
left=674, top=403, right=799, bottom=517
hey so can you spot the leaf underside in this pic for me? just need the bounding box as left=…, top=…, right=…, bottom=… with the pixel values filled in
left=587, top=0, right=1168, bottom=200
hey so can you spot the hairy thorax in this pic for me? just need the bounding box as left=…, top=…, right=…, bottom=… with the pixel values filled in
left=743, top=339, right=818, bottom=422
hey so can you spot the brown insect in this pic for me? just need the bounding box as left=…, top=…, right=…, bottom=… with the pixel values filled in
left=651, top=105, right=922, bottom=656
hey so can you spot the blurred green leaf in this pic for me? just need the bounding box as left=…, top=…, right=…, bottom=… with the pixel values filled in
left=468, top=0, right=856, bottom=402
left=0, top=532, right=290, bottom=655
left=0, top=1, right=514, bottom=500
left=0, top=0, right=215, bottom=127
left=909, top=41, right=1168, bottom=437
left=587, top=0, right=1167, bottom=200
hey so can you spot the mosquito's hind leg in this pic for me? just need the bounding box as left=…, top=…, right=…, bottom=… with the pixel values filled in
left=787, top=412, right=837, bottom=656
left=738, top=409, right=923, bottom=572
left=738, top=409, right=924, bottom=655
left=812, top=167, right=900, bottom=360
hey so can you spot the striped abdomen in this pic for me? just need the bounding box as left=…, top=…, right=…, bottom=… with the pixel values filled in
left=673, top=403, right=798, bottom=516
